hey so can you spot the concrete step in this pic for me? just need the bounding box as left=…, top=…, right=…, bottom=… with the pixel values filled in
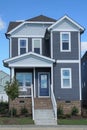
left=34, top=109, right=57, bottom=125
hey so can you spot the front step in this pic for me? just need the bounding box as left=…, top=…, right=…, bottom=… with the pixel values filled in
left=34, top=109, right=57, bottom=125
left=34, top=98, right=52, bottom=109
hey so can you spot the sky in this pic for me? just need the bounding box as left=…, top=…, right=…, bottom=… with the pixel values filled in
left=0, top=0, right=87, bottom=74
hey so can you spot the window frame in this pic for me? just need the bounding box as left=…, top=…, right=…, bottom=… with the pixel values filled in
left=32, top=38, right=42, bottom=54
left=61, top=68, right=72, bottom=89
left=60, top=32, right=71, bottom=52
left=18, top=38, right=28, bottom=55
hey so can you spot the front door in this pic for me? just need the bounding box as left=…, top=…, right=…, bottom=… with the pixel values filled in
left=39, top=73, right=50, bottom=96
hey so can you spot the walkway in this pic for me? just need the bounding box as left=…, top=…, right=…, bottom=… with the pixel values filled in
left=0, top=125, right=87, bottom=130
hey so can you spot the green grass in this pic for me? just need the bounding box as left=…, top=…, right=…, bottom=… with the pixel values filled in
left=0, top=117, right=34, bottom=125
left=58, top=119, right=87, bottom=125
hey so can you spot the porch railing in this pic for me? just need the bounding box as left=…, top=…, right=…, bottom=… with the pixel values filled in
left=19, top=85, right=34, bottom=120
left=50, top=84, right=57, bottom=120
left=31, top=84, right=34, bottom=120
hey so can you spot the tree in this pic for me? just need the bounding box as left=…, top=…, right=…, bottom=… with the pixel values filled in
left=5, top=77, right=19, bottom=117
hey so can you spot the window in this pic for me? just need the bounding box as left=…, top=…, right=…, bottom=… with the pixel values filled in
left=60, top=32, right=71, bottom=52
left=16, top=73, right=32, bottom=91
left=61, top=68, right=72, bottom=88
left=18, top=38, right=28, bottom=55
left=32, top=38, right=42, bottom=54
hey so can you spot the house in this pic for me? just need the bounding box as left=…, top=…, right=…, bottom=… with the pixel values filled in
left=81, top=51, right=87, bottom=107
left=0, top=70, right=10, bottom=102
left=3, top=15, right=84, bottom=125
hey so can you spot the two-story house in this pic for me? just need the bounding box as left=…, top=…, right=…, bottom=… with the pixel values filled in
left=3, top=15, right=84, bottom=125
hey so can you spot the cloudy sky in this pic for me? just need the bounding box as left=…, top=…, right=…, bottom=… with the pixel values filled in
left=0, top=0, right=87, bottom=73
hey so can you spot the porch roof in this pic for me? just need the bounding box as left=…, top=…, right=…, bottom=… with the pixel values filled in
left=3, top=52, right=55, bottom=68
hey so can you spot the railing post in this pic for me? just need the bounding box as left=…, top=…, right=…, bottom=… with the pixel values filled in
left=31, top=84, right=34, bottom=120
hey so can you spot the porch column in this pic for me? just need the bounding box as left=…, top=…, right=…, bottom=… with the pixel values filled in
left=11, top=67, right=14, bottom=80
left=34, top=68, right=36, bottom=97
left=51, top=65, right=53, bottom=91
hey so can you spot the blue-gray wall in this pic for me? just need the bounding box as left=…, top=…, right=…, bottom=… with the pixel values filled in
left=53, top=63, right=80, bottom=100
left=11, top=38, right=50, bottom=57
left=53, top=31, right=79, bottom=60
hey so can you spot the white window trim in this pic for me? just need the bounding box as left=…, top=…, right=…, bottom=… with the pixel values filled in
left=32, top=38, right=42, bottom=54
left=18, top=38, right=28, bottom=55
left=61, top=68, right=72, bottom=89
left=60, top=32, right=71, bottom=52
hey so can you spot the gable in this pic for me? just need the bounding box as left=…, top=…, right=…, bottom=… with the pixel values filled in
left=51, top=18, right=80, bottom=31
left=7, top=55, right=53, bottom=67
left=48, top=15, right=84, bottom=33
left=10, top=23, right=51, bottom=37
left=4, top=52, right=55, bottom=68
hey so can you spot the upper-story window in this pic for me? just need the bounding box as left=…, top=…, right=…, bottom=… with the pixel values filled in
left=18, top=38, right=28, bottom=55
left=61, top=68, right=72, bottom=89
left=60, top=32, right=71, bottom=52
left=32, top=38, right=42, bottom=54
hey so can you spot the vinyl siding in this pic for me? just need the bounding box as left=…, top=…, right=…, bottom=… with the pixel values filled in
left=53, top=31, right=79, bottom=60
left=53, top=63, right=80, bottom=100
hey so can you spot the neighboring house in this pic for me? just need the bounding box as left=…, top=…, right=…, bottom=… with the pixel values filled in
left=0, top=70, right=10, bottom=102
left=81, top=51, right=87, bottom=107
left=3, top=15, right=84, bottom=125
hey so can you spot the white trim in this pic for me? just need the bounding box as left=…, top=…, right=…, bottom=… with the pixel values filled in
left=10, top=37, right=12, bottom=58
left=32, top=38, right=42, bottom=55
left=11, top=35, right=44, bottom=38
left=7, top=21, right=54, bottom=34
left=4, top=52, right=55, bottom=63
left=61, top=68, right=72, bottom=89
left=34, top=68, right=36, bottom=97
left=11, top=68, right=14, bottom=79
left=51, top=29, right=80, bottom=32
left=60, top=32, right=71, bottom=52
left=51, top=31, right=53, bottom=58
left=56, top=60, right=79, bottom=63
left=18, top=38, right=28, bottom=55
left=9, top=64, right=52, bottom=68
left=51, top=64, right=53, bottom=91
left=48, top=15, right=84, bottom=32
left=78, top=32, right=82, bottom=100
left=38, top=72, right=50, bottom=97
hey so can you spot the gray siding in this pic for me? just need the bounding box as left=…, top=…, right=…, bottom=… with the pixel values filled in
left=42, top=39, right=50, bottom=57
left=11, top=37, right=50, bottom=58
left=53, top=63, right=80, bottom=100
left=53, top=31, right=79, bottom=60
left=12, top=38, right=18, bottom=57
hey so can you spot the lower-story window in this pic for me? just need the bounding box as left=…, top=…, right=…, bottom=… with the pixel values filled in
left=61, top=68, right=72, bottom=88
left=16, top=73, right=32, bottom=90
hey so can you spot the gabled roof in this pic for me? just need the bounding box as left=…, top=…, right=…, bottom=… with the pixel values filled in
left=6, top=15, right=56, bottom=34
left=48, top=15, right=85, bottom=33
left=3, top=52, right=55, bottom=67
left=26, top=15, right=56, bottom=22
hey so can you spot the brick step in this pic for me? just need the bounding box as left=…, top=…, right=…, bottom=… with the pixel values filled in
left=34, top=98, right=52, bottom=109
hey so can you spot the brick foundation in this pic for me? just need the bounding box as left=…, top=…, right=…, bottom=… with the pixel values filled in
left=9, top=98, right=32, bottom=115
left=57, top=100, right=81, bottom=115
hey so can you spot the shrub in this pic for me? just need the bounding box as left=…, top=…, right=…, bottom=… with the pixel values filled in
left=57, top=106, right=64, bottom=118
left=0, top=102, right=9, bottom=115
left=21, top=107, right=28, bottom=116
left=71, top=106, right=79, bottom=116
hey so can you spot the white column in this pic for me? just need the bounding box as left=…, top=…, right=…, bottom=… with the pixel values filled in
left=11, top=67, right=14, bottom=80
left=51, top=64, right=53, bottom=91
left=34, top=68, right=36, bottom=97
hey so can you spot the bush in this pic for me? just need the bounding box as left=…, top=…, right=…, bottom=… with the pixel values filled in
left=71, top=106, right=79, bottom=116
left=21, top=107, right=28, bottom=116
left=0, top=102, right=9, bottom=115
left=57, top=106, right=64, bottom=118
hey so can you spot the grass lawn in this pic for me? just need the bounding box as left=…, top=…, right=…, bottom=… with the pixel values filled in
left=0, top=117, right=34, bottom=125
left=58, top=118, right=87, bottom=125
